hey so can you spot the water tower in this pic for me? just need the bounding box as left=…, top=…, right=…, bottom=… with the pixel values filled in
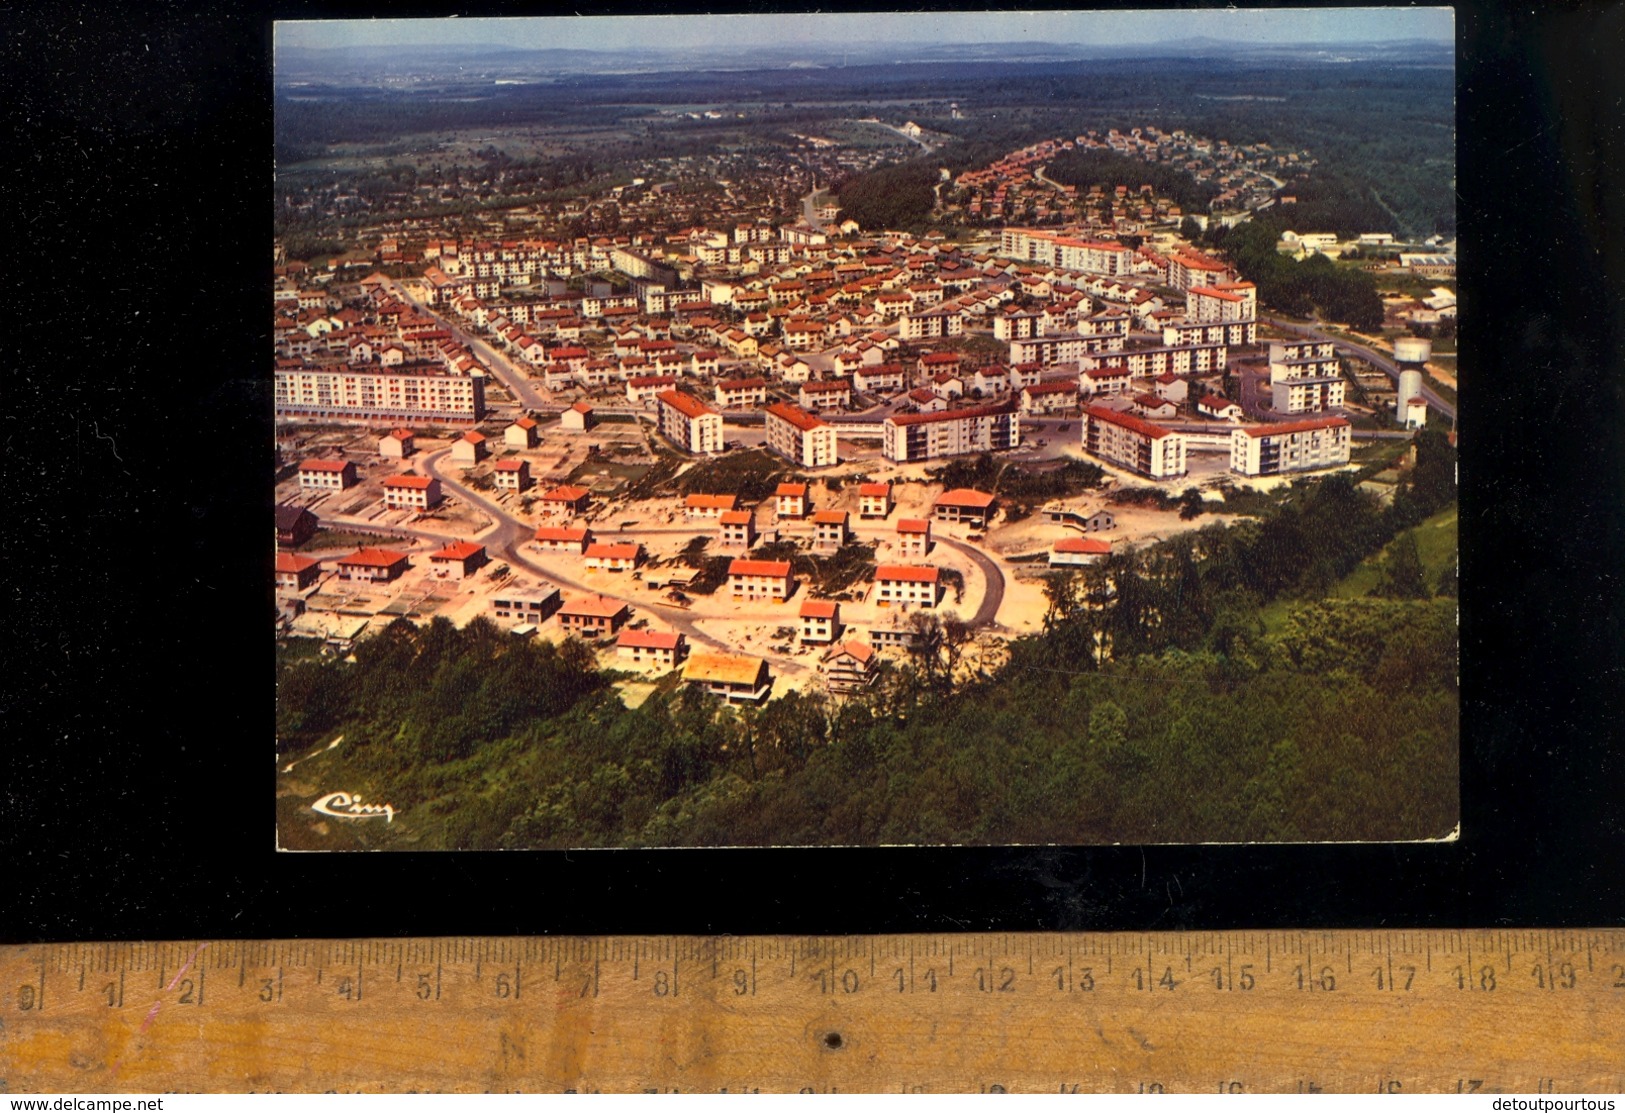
left=1393, top=338, right=1431, bottom=429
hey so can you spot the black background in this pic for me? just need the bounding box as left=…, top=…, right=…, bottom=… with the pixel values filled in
left=4, top=0, right=1621, bottom=942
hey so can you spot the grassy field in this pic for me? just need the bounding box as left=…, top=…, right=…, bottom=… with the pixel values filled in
left=1261, top=503, right=1457, bottom=634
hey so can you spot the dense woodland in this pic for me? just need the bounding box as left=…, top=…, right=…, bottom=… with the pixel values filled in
left=1202, top=218, right=1387, bottom=330
left=277, top=432, right=1458, bottom=848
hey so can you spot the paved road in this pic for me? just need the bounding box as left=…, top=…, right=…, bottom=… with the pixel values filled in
left=1263, top=315, right=1456, bottom=422
left=935, top=536, right=1006, bottom=628
left=801, top=188, right=827, bottom=231
left=415, top=448, right=829, bottom=672
left=388, top=281, right=549, bottom=411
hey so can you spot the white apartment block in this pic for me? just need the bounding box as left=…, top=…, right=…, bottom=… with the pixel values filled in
left=1230, top=417, right=1352, bottom=477
left=1080, top=341, right=1228, bottom=379
left=657, top=390, right=724, bottom=454
left=1184, top=282, right=1258, bottom=345
left=764, top=402, right=838, bottom=469
left=999, top=229, right=1133, bottom=276
left=1268, top=340, right=1345, bottom=414
left=1007, top=329, right=1128, bottom=367
left=274, top=363, right=485, bottom=422
left=882, top=403, right=1021, bottom=463
left=1081, top=405, right=1188, bottom=479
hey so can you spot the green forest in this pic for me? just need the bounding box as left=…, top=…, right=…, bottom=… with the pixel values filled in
left=1204, top=219, right=1386, bottom=330
left=277, top=432, right=1458, bottom=849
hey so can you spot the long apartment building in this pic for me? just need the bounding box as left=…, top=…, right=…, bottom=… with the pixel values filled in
left=1230, top=416, right=1351, bottom=477
left=656, top=389, right=724, bottom=454
left=999, top=228, right=1134, bottom=276
left=763, top=402, right=838, bottom=469
left=1268, top=340, right=1345, bottom=414
left=1008, top=330, right=1127, bottom=366
left=882, top=403, right=1021, bottom=463
left=1080, top=340, right=1228, bottom=378
left=1081, top=404, right=1188, bottom=479
left=274, top=362, right=485, bottom=422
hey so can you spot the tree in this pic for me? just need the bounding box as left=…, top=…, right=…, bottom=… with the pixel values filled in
left=1371, top=531, right=1429, bottom=599
left=1178, top=487, right=1205, bottom=520
left=1179, top=216, right=1202, bottom=243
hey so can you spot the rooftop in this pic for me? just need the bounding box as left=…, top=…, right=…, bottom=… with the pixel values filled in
left=875, top=564, right=939, bottom=583
left=559, top=594, right=628, bottom=619
left=683, top=653, right=768, bottom=688
left=729, top=559, right=792, bottom=577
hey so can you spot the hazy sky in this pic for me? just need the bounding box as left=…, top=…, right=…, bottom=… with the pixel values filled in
left=276, top=9, right=1454, bottom=52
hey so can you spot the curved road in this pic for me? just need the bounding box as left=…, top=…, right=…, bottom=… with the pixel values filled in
left=936, top=536, right=1006, bottom=628
left=1264, top=314, right=1456, bottom=422
left=406, top=449, right=847, bottom=680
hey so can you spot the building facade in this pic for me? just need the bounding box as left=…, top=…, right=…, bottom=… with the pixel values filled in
left=1229, top=417, right=1352, bottom=477
left=1081, top=404, right=1188, bottom=479
left=656, top=390, right=724, bottom=454
left=764, top=402, right=838, bottom=469
left=275, top=363, right=485, bottom=422
left=882, top=404, right=1021, bottom=463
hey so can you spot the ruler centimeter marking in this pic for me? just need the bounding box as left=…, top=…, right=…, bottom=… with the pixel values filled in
left=1, top=931, right=1622, bottom=1093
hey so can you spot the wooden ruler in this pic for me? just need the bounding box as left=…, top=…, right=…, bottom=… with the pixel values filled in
left=2, top=932, right=1622, bottom=1093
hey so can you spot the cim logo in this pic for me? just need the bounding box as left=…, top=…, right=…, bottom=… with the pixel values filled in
left=311, top=791, right=396, bottom=823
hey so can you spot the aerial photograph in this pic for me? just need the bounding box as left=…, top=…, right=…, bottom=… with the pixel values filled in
left=272, top=10, right=1459, bottom=851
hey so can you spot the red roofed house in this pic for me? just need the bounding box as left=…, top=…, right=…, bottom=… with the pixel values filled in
left=718, top=509, right=756, bottom=549
left=534, top=524, right=592, bottom=554
left=1020, top=380, right=1079, bottom=415
left=504, top=416, right=540, bottom=449
left=916, top=351, right=962, bottom=376
left=797, top=378, right=853, bottom=411
left=823, top=639, right=878, bottom=694
left=492, top=459, right=531, bottom=491
left=873, top=564, right=940, bottom=608
left=429, top=541, right=489, bottom=580
left=896, top=517, right=932, bottom=559
left=451, top=431, right=488, bottom=466
left=1131, top=392, right=1178, bottom=421
left=932, top=488, right=997, bottom=528
left=728, top=558, right=793, bottom=601
left=775, top=482, right=809, bottom=520
left=584, top=542, right=642, bottom=572
left=1049, top=536, right=1111, bottom=566
left=799, top=599, right=840, bottom=645
left=683, top=493, right=737, bottom=520
left=560, top=401, right=595, bottom=432
left=615, top=628, right=687, bottom=673
left=811, top=509, right=849, bottom=552
left=557, top=595, right=630, bottom=639
left=539, top=484, right=590, bottom=517
left=337, top=548, right=409, bottom=583
left=1198, top=395, right=1243, bottom=421
left=382, top=474, right=442, bottom=510
left=275, top=552, right=321, bottom=592
left=298, top=459, right=357, bottom=491
left=378, top=429, right=415, bottom=458
left=859, top=482, right=892, bottom=519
